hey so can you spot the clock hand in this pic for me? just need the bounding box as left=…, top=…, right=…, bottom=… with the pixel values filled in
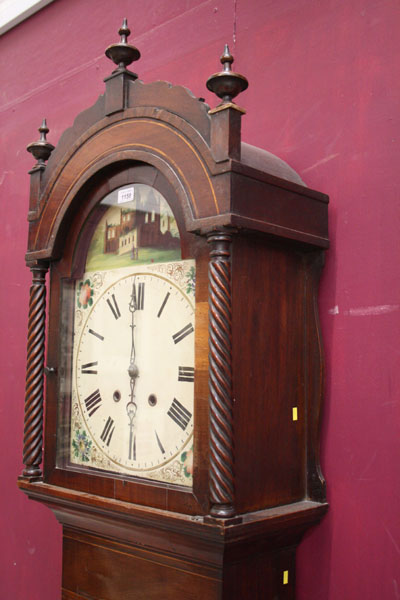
left=128, top=277, right=138, bottom=366
left=127, top=399, right=137, bottom=460
left=127, top=279, right=139, bottom=460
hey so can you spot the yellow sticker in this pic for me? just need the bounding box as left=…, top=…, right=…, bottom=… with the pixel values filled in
left=292, top=407, right=298, bottom=421
left=283, top=570, right=289, bottom=585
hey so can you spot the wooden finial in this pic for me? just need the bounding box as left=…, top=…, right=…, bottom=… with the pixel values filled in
left=221, top=44, right=234, bottom=72
left=26, top=119, right=55, bottom=168
left=206, top=44, right=248, bottom=105
left=105, top=18, right=140, bottom=75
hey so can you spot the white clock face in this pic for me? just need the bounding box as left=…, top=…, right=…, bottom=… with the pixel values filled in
left=69, top=261, right=195, bottom=485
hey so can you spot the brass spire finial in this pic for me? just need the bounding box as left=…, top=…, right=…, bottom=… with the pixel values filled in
left=206, top=44, right=248, bottom=105
left=26, top=119, right=55, bottom=168
left=105, top=18, right=140, bottom=75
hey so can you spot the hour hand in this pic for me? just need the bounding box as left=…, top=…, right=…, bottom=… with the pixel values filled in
left=128, top=279, right=140, bottom=385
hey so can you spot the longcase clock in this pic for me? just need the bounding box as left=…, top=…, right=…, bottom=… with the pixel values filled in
left=18, top=20, right=329, bottom=600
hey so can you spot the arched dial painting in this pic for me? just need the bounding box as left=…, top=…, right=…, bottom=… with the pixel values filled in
left=57, top=183, right=195, bottom=487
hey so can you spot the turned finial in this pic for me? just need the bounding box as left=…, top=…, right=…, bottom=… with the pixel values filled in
left=26, top=119, right=55, bottom=168
left=206, top=44, right=248, bottom=105
left=105, top=18, right=140, bottom=75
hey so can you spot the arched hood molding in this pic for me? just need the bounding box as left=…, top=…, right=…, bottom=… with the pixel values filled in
left=26, top=79, right=328, bottom=262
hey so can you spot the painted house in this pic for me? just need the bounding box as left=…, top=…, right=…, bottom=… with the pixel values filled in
left=104, top=209, right=141, bottom=254
left=104, top=204, right=178, bottom=258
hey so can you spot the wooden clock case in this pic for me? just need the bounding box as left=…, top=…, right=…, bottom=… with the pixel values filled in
left=18, top=27, right=329, bottom=600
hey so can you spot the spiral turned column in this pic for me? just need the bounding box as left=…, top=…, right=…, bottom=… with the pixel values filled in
left=22, top=261, right=48, bottom=479
left=207, top=230, right=235, bottom=518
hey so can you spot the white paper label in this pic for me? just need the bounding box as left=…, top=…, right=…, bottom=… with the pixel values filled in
left=118, top=187, right=135, bottom=204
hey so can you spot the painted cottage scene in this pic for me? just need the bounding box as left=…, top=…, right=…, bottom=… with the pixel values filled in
left=85, top=184, right=181, bottom=271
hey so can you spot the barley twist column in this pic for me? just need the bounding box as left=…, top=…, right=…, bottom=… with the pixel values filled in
left=22, top=261, right=48, bottom=479
left=207, top=230, right=235, bottom=518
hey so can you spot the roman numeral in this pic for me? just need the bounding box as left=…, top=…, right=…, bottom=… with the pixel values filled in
left=137, top=282, right=144, bottom=310
left=81, top=361, right=98, bottom=375
left=155, top=430, right=165, bottom=454
left=100, top=417, right=115, bottom=446
left=132, top=281, right=145, bottom=310
left=157, top=292, right=170, bottom=318
left=84, top=389, right=102, bottom=417
left=88, top=329, right=104, bottom=341
left=107, top=294, right=121, bottom=320
left=178, top=366, right=194, bottom=382
left=172, top=323, right=194, bottom=344
left=167, top=398, right=192, bottom=431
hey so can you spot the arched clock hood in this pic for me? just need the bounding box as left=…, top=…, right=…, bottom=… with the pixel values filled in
left=25, top=45, right=325, bottom=263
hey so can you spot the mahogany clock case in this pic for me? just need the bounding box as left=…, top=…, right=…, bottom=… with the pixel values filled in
left=18, top=27, right=329, bottom=599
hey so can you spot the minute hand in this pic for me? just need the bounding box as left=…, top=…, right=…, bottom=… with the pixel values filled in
left=127, top=280, right=139, bottom=460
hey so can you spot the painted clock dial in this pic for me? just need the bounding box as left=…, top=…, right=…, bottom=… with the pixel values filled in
left=65, top=184, right=195, bottom=487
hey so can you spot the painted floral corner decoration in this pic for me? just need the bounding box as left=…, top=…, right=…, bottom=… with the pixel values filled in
left=181, top=446, right=193, bottom=479
left=77, top=279, right=94, bottom=309
left=72, top=429, right=92, bottom=462
left=186, top=266, right=196, bottom=297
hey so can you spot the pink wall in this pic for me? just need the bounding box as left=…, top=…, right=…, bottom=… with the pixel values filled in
left=1, top=1, right=399, bottom=598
